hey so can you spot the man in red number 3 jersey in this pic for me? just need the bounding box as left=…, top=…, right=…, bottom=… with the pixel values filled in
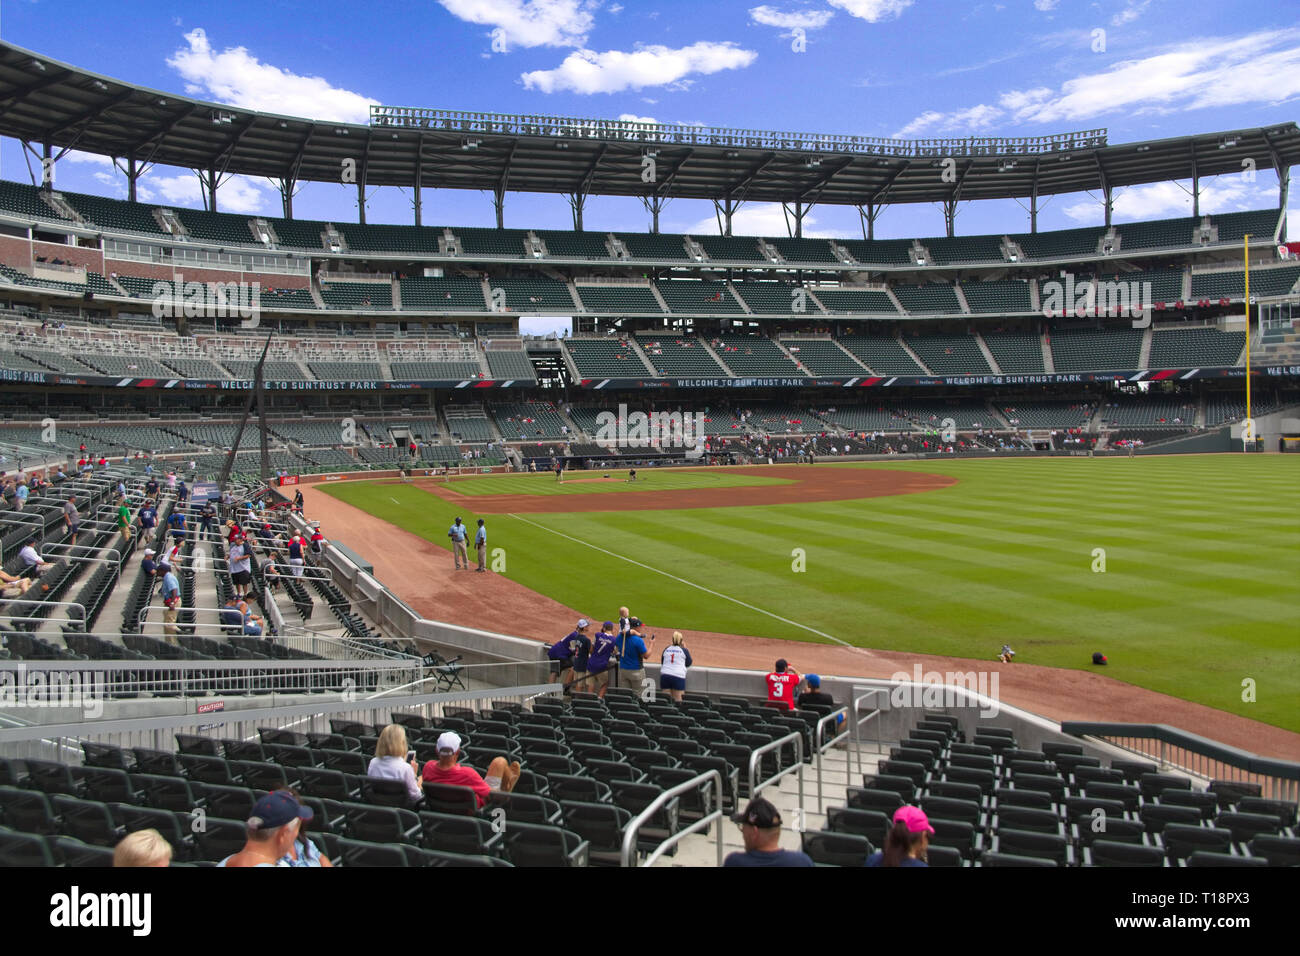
left=765, top=659, right=800, bottom=710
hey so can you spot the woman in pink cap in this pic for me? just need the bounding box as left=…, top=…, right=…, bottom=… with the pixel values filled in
left=865, top=805, right=933, bottom=867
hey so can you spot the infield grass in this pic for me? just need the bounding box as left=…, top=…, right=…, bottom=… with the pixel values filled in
left=321, top=456, right=1300, bottom=731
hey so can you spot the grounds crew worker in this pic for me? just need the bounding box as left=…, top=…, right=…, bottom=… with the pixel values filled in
left=448, top=517, right=469, bottom=570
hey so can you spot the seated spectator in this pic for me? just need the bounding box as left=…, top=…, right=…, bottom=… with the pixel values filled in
left=796, top=673, right=836, bottom=711
left=237, top=601, right=264, bottom=636
left=18, top=538, right=54, bottom=578
left=724, top=798, right=813, bottom=867
left=141, top=548, right=169, bottom=579
left=422, top=731, right=520, bottom=807
left=0, top=568, right=37, bottom=598
left=217, top=791, right=314, bottom=868
left=113, top=828, right=173, bottom=868
left=367, top=724, right=423, bottom=805
left=219, top=596, right=244, bottom=632
left=865, top=806, right=933, bottom=867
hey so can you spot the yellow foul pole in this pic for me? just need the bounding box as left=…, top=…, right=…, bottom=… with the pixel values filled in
left=1243, top=234, right=1252, bottom=425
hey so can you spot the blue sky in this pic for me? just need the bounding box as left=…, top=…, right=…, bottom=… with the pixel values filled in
left=0, top=1, right=1295, bottom=282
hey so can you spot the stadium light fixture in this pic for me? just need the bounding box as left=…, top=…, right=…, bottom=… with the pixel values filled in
left=1135, top=145, right=1150, bottom=152
left=462, top=138, right=480, bottom=150
left=555, top=141, right=569, bottom=149
left=92, top=80, right=109, bottom=92
left=334, top=128, right=349, bottom=136
left=1218, top=136, right=1237, bottom=149
left=30, top=60, right=47, bottom=72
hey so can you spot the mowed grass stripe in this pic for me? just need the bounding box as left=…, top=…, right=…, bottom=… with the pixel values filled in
left=321, top=456, right=1299, bottom=730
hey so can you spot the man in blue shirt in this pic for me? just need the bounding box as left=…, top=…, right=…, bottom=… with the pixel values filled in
left=724, top=798, right=813, bottom=868
left=168, top=509, right=187, bottom=545
left=138, top=500, right=158, bottom=534
left=447, top=517, right=468, bottom=570
left=238, top=600, right=264, bottom=636
left=219, top=596, right=244, bottom=634
left=160, top=567, right=181, bottom=643
left=583, top=622, right=619, bottom=699
left=616, top=617, right=654, bottom=691
left=474, top=519, right=487, bottom=572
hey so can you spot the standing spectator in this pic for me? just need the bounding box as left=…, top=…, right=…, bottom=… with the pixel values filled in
left=447, top=517, right=469, bottom=570
left=145, top=475, right=159, bottom=499
left=137, top=499, right=158, bottom=536
left=421, top=731, right=520, bottom=807
left=293, top=489, right=304, bottom=513
left=724, top=798, right=813, bottom=867
left=166, top=471, right=177, bottom=493
left=474, top=519, right=487, bottom=572
left=309, top=524, right=325, bottom=554
left=367, top=724, right=423, bottom=805
left=160, top=567, right=181, bottom=642
left=659, top=632, right=693, bottom=702
left=765, top=659, right=801, bottom=711
left=177, top=479, right=189, bottom=505
left=287, top=531, right=305, bottom=577
left=199, top=500, right=217, bottom=539
left=547, top=619, right=591, bottom=689
left=13, top=481, right=28, bottom=511
left=168, top=507, right=187, bottom=547
left=63, top=495, right=80, bottom=546
left=583, top=622, right=619, bottom=699
left=228, top=536, right=253, bottom=600
left=865, top=806, right=933, bottom=867
left=616, top=617, right=653, bottom=691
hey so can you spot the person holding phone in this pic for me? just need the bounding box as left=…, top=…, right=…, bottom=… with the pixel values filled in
left=367, top=724, right=423, bottom=805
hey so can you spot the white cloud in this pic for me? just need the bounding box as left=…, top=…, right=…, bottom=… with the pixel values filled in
left=1061, top=177, right=1275, bottom=225
left=137, top=172, right=273, bottom=216
left=893, top=103, right=1005, bottom=137
left=682, top=202, right=836, bottom=239
left=1033, top=0, right=1059, bottom=9
left=749, top=5, right=835, bottom=30
left=891, top=29, right=1300, bottom=136
left=437, top=0, right=593, bottom=49
left=617, top=113, right=658, bottom=124
left=1110, top=0, right=1151, bottom=26
left=520, top=42, right=758, bottom=94
left=166, top=28, right=378, bottom=122
left=828, top=0, right=912, bottom=20
left=608, top=2, right=623, bottom=12
left=62, top=150, right=115, bottom=168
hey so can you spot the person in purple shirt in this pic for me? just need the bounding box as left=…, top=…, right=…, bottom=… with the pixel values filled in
left=583, top=622, right=618, bottom=699
left=724, top=798, right=813, bottom=867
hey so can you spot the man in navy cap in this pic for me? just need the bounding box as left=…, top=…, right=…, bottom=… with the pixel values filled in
left=724, top=797, right=813, bottom=867
left=217, top=790, right=324, bottom=867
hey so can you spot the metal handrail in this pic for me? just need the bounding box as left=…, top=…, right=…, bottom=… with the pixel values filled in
left=814, top=707, right=849, bottom=812
left=0, top=598, right=88, bottom=622
left=851, top=689, right=884, bottom=781
left=747, top=730, right=805, bottom=808
left=620, top=769, right=724, bottom=868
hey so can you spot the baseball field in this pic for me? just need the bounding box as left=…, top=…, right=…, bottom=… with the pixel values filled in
left=319, top=456, right=1299, bottom=733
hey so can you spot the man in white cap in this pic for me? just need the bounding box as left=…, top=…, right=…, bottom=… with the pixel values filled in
left=420, top=731, right=520, bottom=808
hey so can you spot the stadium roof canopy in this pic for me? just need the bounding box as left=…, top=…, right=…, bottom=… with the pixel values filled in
left=0, top=40, right=1295, bottom=229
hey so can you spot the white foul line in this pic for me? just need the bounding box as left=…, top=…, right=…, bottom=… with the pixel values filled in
left=508, top=512, right=854, bottom=649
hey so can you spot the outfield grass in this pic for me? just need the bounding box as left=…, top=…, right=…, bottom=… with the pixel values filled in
left=424, top=469, right=792, bottom=496
left=322, top=457, right=1300, bottom=731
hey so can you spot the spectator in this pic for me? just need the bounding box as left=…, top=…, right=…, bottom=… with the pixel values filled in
left=63, top=496, right=79, bottom=546
left=765, top=659, right=801, bottom=711
left=168, top=508, right=187, bottom=546
left=724, top=798, right=813, bottom=867
left=273, top=788, right=332, bottom=867
left=547, top=619, right=590, bottom=689
left=141, top=548, right=169, bottom=579
left=199, top=501, right=217, bottom=538
left=13, top=481, right=28, bottom=511
left=0, top=568, right=37, bottom=598
left=309, top=524, right=326, bottom=554
left=137, top=499, right=158, bottom=536
left=160, top=567, right=181, bottom=641
left=367, top=724, right=423, bottom=805
left=616, top=617, right=654, bottom=691
left=217, top=791, right=314, bottom=868
left=421, top=731, right=520, bottom=808
left=659, top=631, right=692, bottom=702
left=18, top=538, right=53, bottom=578
left=287, top=532, right=305, bottom=577
left=238, top=601, right=264, bottom=637
left=582, top=622, right=619, bottom=699
left=113, top=829, right=173, bottom=868
left=219, top=596, right=244, bottom=632
left=865, top=806, right=933, bottom=867
left=228, top=536, right=252, bottom=600
left=796, top=674, right=836, bottom=711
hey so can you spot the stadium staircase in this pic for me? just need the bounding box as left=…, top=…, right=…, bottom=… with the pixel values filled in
left=974, top=334, right=1001, bottom=374
left=897, top=337, right=931, bottom=374
left=1040, top=334, right=1055, bottom=373
left=1138, top=328, right=1154, bottom=369
left=952, top=285, right=973, bottom=315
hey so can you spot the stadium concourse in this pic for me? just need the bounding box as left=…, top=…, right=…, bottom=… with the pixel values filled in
left=294, top=475, right=1300, bottom=764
